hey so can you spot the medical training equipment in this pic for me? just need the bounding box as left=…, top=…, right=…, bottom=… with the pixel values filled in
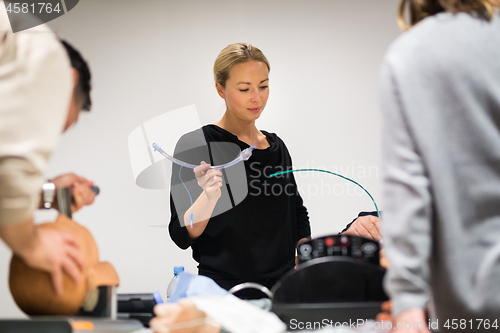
left=268, top=169, right=386, bottom=330
left=152, top=142, right=256, bottom=170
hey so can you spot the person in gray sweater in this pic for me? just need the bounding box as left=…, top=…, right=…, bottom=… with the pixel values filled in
left=380, top=0, right=500, bottom=331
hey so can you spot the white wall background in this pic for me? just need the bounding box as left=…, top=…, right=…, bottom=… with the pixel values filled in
left=0, top=0, right=401, bottom=317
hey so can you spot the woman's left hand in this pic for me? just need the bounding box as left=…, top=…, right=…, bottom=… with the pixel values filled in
left=343, top=215, right=382, bottom=241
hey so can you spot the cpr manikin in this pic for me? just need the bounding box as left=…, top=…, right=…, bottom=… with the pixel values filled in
left=9, top=214, right=119, bottom=315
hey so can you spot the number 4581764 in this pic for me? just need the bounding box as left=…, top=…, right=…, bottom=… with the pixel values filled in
left=6, top=2, right=61, bottom=14
left=444, top=319, right=498, bottom=330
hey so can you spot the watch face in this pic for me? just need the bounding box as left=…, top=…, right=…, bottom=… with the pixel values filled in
left=42, top=183, right=56, bottom=208
left=42, top=183, right=56, bottom=191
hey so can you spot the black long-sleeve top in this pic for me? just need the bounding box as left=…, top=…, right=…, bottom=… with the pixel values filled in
left=169, top=125, right=311, bottom=294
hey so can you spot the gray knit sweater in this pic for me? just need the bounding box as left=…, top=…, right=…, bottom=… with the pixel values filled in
left=380, top=11, right=500, bottom=323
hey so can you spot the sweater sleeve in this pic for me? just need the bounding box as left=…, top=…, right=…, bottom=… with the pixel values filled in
left=0, top=22, right=71, bottom=225
left=169, top=192, right=193, bottom=250
left=295, top=188, right=311, bottom=242
left=380, top=59, right=432, bottom=316
left=285, top=149, right=311, bottom=243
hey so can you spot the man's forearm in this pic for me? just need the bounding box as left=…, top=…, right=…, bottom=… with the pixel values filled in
left=0, top=158, right=43, bottom=225
left=0, top=215, right=37, bottom=259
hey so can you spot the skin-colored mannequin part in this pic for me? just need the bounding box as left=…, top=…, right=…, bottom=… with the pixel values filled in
left=9, top=214, right=119, bottom=315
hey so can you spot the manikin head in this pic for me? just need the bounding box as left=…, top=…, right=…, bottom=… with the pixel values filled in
left=9, top=214, right=119, bottom=315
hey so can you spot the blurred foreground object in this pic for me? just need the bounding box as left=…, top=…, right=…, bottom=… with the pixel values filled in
left=150, top=299, right=221, bottom=333
left=9, top=214, right=119, bottom=315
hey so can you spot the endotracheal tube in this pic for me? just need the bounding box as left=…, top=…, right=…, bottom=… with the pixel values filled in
left=152, top=142, right=256, bottom=170
left=152, top=142, right=256, bottom=228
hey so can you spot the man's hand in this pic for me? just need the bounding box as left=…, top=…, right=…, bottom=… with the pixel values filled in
left=194, top=162, right=223, bottom=201
left=343, top=215, right=382, bottom=241
left=0, top=217, right=85, bottom=295
left=150, top=299, right=220, bottom=333
left=21, top=226, right=85, bottom=295
left=51, top=173, right=95, bottom=212
left=393, top=308, right=431, bottom=333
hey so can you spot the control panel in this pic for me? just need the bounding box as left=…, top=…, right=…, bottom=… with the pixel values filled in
left=298, top=235, right=380, bottom=266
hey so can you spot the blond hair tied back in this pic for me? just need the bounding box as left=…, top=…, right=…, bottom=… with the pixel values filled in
left=213, top=43, right=270, bottom=88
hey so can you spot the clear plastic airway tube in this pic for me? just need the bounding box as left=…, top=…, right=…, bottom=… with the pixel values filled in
left=152, top=142, right=256, bottom=169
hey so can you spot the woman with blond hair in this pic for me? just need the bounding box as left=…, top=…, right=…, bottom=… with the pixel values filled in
left=168, top=43, right=311, bottom=298
left=381, top=0, right=500, bottom=331
left=168, top=43, right=381, bottom=298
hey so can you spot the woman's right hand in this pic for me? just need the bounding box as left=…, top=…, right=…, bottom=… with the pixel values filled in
left=194, top=162, right=223, bottom=201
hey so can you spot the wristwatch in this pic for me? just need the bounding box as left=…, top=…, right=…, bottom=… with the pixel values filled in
left=42, top=182, right=56, bottom=209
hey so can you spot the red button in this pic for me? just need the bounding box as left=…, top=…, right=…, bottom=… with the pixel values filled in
left=325, top=238, right=334, bottom=246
